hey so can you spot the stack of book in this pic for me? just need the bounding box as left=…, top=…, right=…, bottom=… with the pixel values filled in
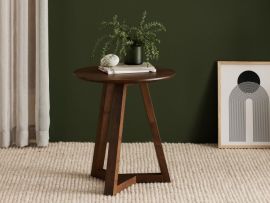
left=98, top=63, right=156, bottom=75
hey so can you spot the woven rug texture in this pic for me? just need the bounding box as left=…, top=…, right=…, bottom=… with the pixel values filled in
left=0, top=143, right=270, bottom=203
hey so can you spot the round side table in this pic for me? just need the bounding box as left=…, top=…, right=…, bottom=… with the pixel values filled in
left=74, top=66, right=176, bottom=195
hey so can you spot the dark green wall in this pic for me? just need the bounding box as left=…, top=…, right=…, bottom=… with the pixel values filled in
left=49, top=0, right=270, bottom=142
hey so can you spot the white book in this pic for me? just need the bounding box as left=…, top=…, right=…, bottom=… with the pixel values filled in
left=98, top=63, right=156, bottom=75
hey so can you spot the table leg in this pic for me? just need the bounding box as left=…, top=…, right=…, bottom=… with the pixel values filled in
left=104, top=84, right=137, bottom=195
left=91, top=83, right=114, bottom=178
left=140, top=83, right=171, bottom=182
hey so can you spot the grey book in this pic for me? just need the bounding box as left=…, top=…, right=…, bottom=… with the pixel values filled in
left=98, top=63, right=156, bottom=75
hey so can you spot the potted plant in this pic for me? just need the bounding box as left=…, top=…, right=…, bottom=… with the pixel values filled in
left=91, top=11, right=166, bottom=65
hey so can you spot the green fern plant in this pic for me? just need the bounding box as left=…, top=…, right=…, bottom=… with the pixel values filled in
left=91, top=11, right=166, bottom=62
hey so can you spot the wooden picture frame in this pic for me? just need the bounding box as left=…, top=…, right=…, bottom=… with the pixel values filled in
left=218, top=61, right=270, bottom=148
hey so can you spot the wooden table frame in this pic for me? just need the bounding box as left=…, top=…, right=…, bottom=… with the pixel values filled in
left=90, top=83, right=171, bottom=195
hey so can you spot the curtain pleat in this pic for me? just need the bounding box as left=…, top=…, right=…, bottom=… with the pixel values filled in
left=35, top=0, right=49, bottom=146
left=0, top=0, right=49, bottom=147
left=16, top=0, right=29, bottom=147
left=0, top=0, right=11, bottom=147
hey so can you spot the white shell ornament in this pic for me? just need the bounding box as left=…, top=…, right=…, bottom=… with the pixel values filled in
left=100, top=54, right=119, bottom=67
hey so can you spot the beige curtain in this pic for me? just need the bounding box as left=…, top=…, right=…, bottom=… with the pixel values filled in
left=0, top=0, right=49, bottom=147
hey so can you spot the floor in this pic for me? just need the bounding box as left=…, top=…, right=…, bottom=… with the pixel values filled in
left=0, top=142, right=270, bottom=203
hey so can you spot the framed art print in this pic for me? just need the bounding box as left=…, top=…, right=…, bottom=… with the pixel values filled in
left=218, top=61, right=270, bottom=148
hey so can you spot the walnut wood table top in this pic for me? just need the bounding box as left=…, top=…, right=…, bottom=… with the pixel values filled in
left=74, top=66, right=175, bottom=84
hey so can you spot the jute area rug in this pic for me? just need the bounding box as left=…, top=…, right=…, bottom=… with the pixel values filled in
left=0, top=143, right=270, bottom=203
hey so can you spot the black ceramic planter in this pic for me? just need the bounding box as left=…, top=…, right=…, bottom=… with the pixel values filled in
left=124, top=45, right=143, bottom=65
